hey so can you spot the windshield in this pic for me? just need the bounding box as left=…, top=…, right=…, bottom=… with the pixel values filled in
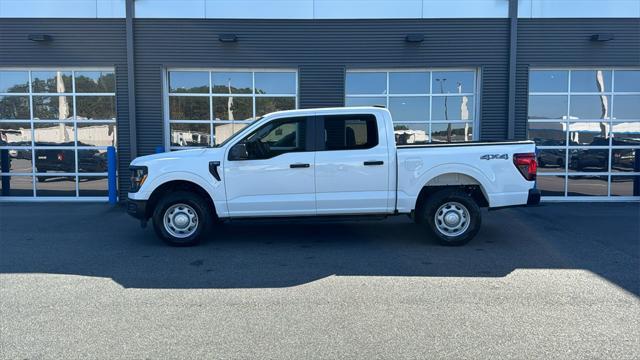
left=213, top=117, right=262, bottom=148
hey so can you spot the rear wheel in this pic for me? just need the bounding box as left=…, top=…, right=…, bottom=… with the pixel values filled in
left=419, top=188, right=481, bottom=246
left=152, top=190, right=212, bottom=246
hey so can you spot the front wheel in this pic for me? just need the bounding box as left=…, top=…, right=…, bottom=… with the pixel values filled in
left=419, top=189, right=481, bottom=246
left=152, top=191, right=212, bottom=246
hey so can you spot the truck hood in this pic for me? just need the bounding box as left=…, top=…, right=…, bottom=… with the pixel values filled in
left=130, top=148, right=222, bottom=167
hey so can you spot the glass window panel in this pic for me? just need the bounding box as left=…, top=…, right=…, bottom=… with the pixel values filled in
left=254, top=72, right=296, bottom=94
left=610, top=176, right=640, bottom=197
left=569, top=95, right=611, bottom=120
left=570, top=70, right=612, bottom=93
left=78, top=176, right=108, bottom=197
left=255, top=97, right=295, bottom=117
left=213, top=123, right=236, bottom=145
left=568, top=122, right=609, bottom=146
left=0, top=149, right=32, bottom=174
left=169, top=96, right=210, bottom=120
left=323, top=115, right=377, bottom=151
left=212, top=72, right=252, bottom=94
left=33, top=95, right=74, bottom=120
left=567, top=176, right=608, bottom=196
left=527, top=121, right=566, bottom=146
left=0, top=71, right=29, bottom=93
left=431, top=123, right=473, bottom=143
left=169, top=123, right=211, bottom=147
left=31, top=71, right=73, bottom=93
left=611, top=122, right=640, bottom=146
left=34, top=123, right=75, bottom=146
left=432, top=96, right=474, bottom=121
left=613, top=95, right=640, bottom=120
left=536, top=175, right=565, bottom=196
left=432, top=71, right=475, bottom=94
left=614, top=70, right=640, bottom=92
left=393, top=123, right=429, bottom=145
left=345, top=97, right=386, bottom=107
left=345, top=72, right=386, bottom=95
left=568, top=149, right=609, bottom=172
left=34, top=149, right=76, bottom=174
left=168, top=71, right=209, bottom=93
left=388, top=97, right=428, bottom=122
left=78, top=149, right=108, bottom=173
left=74, top=71, right=115, bottom=93
left=76, top=96, right=116, bottom=120
left=35, top=176, right=76, bottom=196
left=529, top=70, right=568, bottom=93
left=537, top=149, right=566, bottom=172
left=77, top=123, right=116, bottom=147
left=389, top=72, right=429, bottom=94
left=528, top=95, right=568, bottom=120
left=0, top=122, right=32, bottom=146
left=612, top=149, right=640, bottom=173
left=0, top=96, right=30, bottom=120
left=0, top=175, right=33, bottom=196
left=213, top=96, right=252, bottom=121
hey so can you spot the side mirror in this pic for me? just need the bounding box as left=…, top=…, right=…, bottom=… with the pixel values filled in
left=229, top=143, right=249, bottom=160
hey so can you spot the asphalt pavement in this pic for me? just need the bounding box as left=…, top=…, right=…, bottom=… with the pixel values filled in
left=0, top=201, right=639, bottom=359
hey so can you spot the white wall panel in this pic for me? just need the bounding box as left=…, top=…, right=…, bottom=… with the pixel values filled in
left=423, top=0, right=508, bottom=18
left=314, top=0, right=422, bottom=19
left=135, top=0, right=205, bottom=18
left=519, top=0, right=640, bottom=18
left=205, top=0, right=313, bottom=19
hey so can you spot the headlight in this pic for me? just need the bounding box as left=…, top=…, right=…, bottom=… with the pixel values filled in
left=129, top=166, right=148, bottom=193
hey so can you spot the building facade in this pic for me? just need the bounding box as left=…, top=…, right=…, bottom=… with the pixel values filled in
left=1, top=0, right=639, bottom=201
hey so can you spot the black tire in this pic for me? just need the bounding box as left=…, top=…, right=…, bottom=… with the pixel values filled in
left=419, top=188, right=481, bottom=246
left=152, top=190, right=212, bottom=246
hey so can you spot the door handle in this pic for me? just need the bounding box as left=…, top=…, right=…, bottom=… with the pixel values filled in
left=364, top=161, right=384, bottom=166
left=290, top=163, right=310, bottom=168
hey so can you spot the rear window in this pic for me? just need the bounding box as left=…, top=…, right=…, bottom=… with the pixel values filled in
left=323, top=114, right=378, bottom=150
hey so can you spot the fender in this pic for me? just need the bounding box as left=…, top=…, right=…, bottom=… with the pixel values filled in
left=407, top=163, right=495, bottom=209
left=139, top=171, right=228, bottom=218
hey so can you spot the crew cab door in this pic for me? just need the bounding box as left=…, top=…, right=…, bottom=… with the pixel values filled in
left=223, top=116, right=316, bottom=217
left=314, top=113, right=390, bottom=214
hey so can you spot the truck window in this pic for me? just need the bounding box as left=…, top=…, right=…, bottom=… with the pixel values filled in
left=323, top=114, right=378, bottom=151
left=230, top=116, right=307, bottom=160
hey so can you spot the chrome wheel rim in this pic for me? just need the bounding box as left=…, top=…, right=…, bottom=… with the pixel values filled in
left=163, top=203, right=199, bottom=238
left=434, top=201, right=470, bottom=237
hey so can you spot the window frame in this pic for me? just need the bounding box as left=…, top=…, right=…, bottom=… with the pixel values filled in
left=344, top=68, right=480, bottom=144
left=164, top=68, right=298, bottom=151
left=0, top=67, right=116, bottom=200
left=527, top=67, right=640, bottom=200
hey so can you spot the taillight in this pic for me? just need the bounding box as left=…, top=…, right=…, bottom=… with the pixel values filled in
left=57, top=152, right=64, bottom=161
left=513, top=153, right=537, bottom=181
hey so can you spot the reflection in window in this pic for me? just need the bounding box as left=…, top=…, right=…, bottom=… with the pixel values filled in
left=568, top=149, right=609, bottom=172
left=614, top=70, right=640, bottom=92
left=611, top=176, right=640, bottom=196
left=170, top=123, right=211, bottom=147
left=34, top=123, right=75, bottom=146
left=567, top=176, right=608, bottom=196
left=0, top=71, right=29, bottom=93
left=167, top=70, right=297, bottom=149
left=33, top=96, right=73, bottom=120
left=0, top=175, right=33, bottom=196
left=569, top=95, right=611, bottom=120
left=611, top=122, right=640, bottom=146
left=34, top=149, right=75, bottom=174
left=76, top=96, right=116, bottom=120
left=528, top=122, right=566, bottom=146
left=0, top=123, right=32, bottom=146
left=35, top=176, right=76, bottom=196
left=612, top=95, right=640, bottom=120
left=529, top=70, right=568, bottom=93
left=536, top=175, right=565, bottom=196
left=528, top=95, right=567, bottom=120
left=612, top=149, right=640, bottom=172
left=75, top=71, right=115, bottom=93
left=0, top=149, right=32, bottom=173
left=78, top=176, right=108, bottom=196
left=568, top=122, right=609, bottom=146
left=536, top=149, right=566, bottom=172
left=570, top=70, right=611, bottom=93
left=32, top=71, right=73, bottom=93
left=77, top=123, right=116, bottom=147
left=346, top=70, right=477, bottom=144
left=0, top=96, right=30, bottom=120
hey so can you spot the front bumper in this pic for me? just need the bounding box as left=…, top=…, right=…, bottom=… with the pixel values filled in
left=127, top=198, right=148, bottom=220
left=527, top=188, right=541, bottom=205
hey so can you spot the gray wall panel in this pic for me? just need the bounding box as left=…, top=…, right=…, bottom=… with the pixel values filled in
left=0, top=19, right=131, bottom=197
left=515, top=18, right=640, bottom=139
left=133, top=18, right=511, bottom=152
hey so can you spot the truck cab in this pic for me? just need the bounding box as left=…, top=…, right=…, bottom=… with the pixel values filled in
left=128, top=107, right=539, bottom=246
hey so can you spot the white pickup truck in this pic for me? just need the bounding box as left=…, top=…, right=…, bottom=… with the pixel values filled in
left=128, top=107, right=540, bottom=246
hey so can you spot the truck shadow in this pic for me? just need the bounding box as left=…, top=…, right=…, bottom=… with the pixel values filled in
left=0, top=203, right=638, bottom=295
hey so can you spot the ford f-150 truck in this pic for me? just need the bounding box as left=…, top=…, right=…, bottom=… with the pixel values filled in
left=128, top=107, right=540, bottom=246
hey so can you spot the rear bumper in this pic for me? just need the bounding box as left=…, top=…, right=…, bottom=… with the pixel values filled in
left=527, top=188, right=541, bottom=206
left=127, top=198, right=148, bottom=220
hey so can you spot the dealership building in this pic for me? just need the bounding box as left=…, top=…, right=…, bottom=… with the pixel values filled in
left=0, top=0, right=639, bottom=202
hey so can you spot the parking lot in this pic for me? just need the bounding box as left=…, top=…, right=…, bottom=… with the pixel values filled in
left=1, top=202, right=639, bottom=359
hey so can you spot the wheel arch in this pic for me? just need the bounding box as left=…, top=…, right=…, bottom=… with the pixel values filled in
left=413, top=172, right=490, bottom=217
left=146, top=180, right=216, bottom=220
